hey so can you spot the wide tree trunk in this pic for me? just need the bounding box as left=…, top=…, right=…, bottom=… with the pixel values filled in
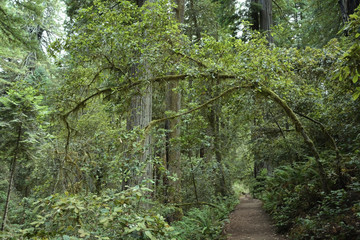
left=127, top=85, right=152, bottom=187
left=126, top=0, right=154, bottom=188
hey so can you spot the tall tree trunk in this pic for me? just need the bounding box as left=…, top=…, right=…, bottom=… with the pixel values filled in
left=208, top=107, right=228, bottom=197
left=250, top=0, right=273, bottom=42
left=1, top=124, right=22, bottom=231
left=127, top=84, right=152, bottom=187
left=164, top=80, right=182, bottom=221
left=250, top=0, right=260, bottom=31
left=188, top=153, right=199, bottom=203
left=338, top=0, right=360, bottom=23
left=189, top=0, right=201, bottom=41
left=259, top=0, right=273, bottom=43
left=126, top=0, right=154, bottom=188
left=163, top=0, right=184, bottom=222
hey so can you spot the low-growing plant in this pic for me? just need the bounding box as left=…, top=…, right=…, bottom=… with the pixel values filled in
left=172, top=195, right=238, bottom=240
left=6, top=186, right=175, bottom=240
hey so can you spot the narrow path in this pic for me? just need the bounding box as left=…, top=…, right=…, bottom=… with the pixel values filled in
left=224, top=195, right=286, bottom=240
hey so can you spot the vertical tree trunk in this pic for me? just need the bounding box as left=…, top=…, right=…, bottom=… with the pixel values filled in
left=250, top=0, right=260, bottom=31
left=208, top=106, right=228, bottom=197
left=189, top=0, right=201, bottom=41
left=259, top=0, right=273, bottom=43
left=1, top=124, right=22, bottom=231
left=338, top=0, right=360, bottom=23
left=127, top=85, right=152, bottom=187
left=188, top=153, right=199, bottom=203
left=163, top=0, right=184, bottom=222
left=250, top=0, right=273, bottom=42
left=164, top=81, right=182, bottom=221
left=125, top=0, right=154, bottom=188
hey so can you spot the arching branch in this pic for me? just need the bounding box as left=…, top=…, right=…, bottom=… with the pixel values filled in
left=258, top=85, right=329, bottom=193
left=145, top=84, right=252, bottom=133
left=62, top=73, right=238, bottom=121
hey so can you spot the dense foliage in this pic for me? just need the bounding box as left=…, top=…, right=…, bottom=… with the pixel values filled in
left=1, top=0, right=360, bottom=239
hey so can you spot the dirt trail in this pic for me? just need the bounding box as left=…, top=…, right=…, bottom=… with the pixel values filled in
left=224, top=195, right=286, bottom=240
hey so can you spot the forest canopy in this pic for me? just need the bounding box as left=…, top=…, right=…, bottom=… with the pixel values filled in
left=0, top=0, right=360, bottom=239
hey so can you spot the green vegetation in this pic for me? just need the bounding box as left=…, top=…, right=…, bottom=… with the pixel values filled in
left=1, top=0, right=360, bottom=239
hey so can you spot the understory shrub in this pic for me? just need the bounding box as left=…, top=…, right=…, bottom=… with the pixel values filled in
left=172, top=195, right=238, bottom=240
left=1, top=186, right=174, bottom=240
left=258, top=159, right=360, bottom=240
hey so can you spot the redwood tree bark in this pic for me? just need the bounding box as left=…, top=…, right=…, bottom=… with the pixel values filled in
left=126, top=0, right=154, bottom=188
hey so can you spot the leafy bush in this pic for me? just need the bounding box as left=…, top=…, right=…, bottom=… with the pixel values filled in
left=3, top=187, right=175, bottom=240
left=258, top=159, right=360, bottom=239
left=172, top=196, right=238, bottom=240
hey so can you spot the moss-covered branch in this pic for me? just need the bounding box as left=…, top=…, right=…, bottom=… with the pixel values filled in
left=145, top=84, right=252, bottom=133
left=258, top=85, right=329, bottom=192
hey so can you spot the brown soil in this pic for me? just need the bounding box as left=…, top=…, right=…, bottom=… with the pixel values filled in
left=224, top=195, right=287, bottom=240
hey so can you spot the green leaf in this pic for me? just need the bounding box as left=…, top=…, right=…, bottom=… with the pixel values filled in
left=145, top=231, right=157, bottom=240
left=99, top=217, right=109, bottom=226
left=78, top=228, right=90, bottom=237
left=353, top=73, right=359, bottom=83
left=352, top=90, right=360, bottom=100
left=343, top=66, right=350, bottom=79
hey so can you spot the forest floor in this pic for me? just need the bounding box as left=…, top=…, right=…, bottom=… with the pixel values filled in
left=224, top=195, right=287, bottom=240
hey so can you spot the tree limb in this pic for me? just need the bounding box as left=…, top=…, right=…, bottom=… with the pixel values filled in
left=62, top=73, right=238, bottom=121
left=145, top=84, right=252, bottom=133
left=294, top=111, right=341, bottom=160
left=258, top=85, right=329, bottom=193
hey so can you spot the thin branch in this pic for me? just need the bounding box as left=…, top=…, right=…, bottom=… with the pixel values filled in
left=272, top=0, right=290, bottom=23
left=103, top=55, right=125, bottom=74
left=87, top=66, right=113, bottom=87
left=269, top=110, right=286, bottom=139
left=145, top=84, right=252, bottom=133
left=294, top=111, right=342, bottom=160
left=62, top=88, right=113, bottom=119
left=259, top=85, right=329, bottom=193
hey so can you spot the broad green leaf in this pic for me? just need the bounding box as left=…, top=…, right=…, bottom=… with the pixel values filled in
left=353, top=73, right=359, bottom=83
left=145, top=231, right=157, bottom=240
left=352, top=90, right=360, bottom=100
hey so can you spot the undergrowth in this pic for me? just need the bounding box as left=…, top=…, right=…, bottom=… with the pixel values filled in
left=253, top=157, right=360, bottom=240
left=171, top=195, right=238, bottom=240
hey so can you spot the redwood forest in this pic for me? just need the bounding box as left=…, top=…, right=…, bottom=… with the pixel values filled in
left=1, top=0, right=360, bottom=239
